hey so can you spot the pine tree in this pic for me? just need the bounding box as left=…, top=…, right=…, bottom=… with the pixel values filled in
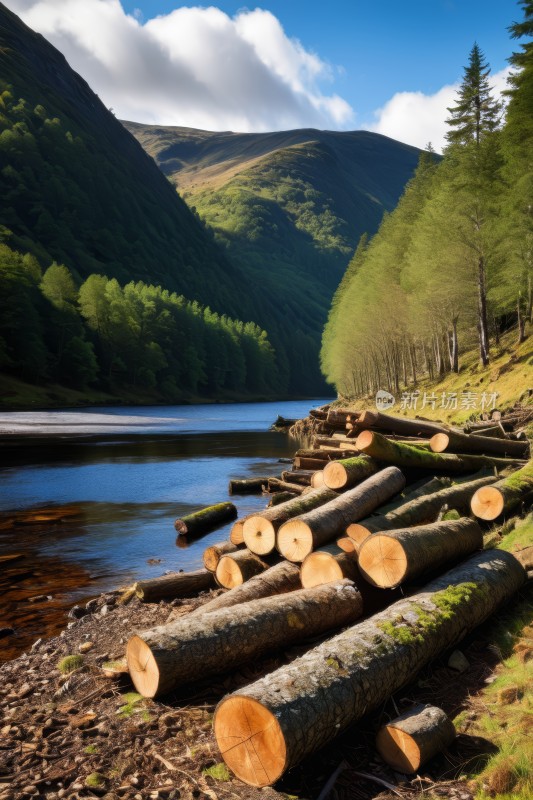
left=446, top=43, right=502, bottom=146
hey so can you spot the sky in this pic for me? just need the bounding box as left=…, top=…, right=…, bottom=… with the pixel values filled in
left=5, top=0, right=523, bottom=151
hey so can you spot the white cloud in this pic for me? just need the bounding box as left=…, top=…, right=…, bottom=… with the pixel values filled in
left=366, top=67, right=512, bottom=153
left=5, top=0, right=354, bottom=131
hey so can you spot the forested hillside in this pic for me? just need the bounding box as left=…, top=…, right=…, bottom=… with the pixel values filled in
left=321, top=3, right=533, bottom=400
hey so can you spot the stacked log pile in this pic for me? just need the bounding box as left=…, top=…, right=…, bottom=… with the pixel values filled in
left=122, top=404, right=531, bottom=789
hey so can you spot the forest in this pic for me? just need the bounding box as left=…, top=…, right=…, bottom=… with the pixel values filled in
left=321, top=2, right=532, bottom=399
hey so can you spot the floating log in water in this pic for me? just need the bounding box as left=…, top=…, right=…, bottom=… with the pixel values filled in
left=213, top=549, right=525, bottom=787
left=277, top=467, right=405, bottom=563
left=358, top=518, right=483, bottom=588
left=430, top=431, right=529, bottom=459
left=131, top=569, right=216, bottom=603
left=243, top=487, right=338, bottom=556
left=191, top=560, right=301, bottom=616
left=322, top=455, right=378, bottom=490
left=376, top=704, right=456, bottom=773
left=203, top=541, right=240, bottom=573
left=215, top=549, right=272, bottom=589
left=174, top=502, right=237, bottom=538
left=470, top=460, right=533, bottom=520
left=228, top=478, right=269, bottom=495
left=127, top=579, right=363, bottom=698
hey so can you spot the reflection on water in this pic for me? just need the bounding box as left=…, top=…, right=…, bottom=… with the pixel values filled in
left=0, top=399, right=329, bottom=660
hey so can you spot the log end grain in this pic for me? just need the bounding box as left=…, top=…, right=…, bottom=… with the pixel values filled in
left=358, top=534, right=407, bottom=588
left=277, top=519, right=313, bottom=562
left=336, top=536, right=357, bottom=554
left=430, top=433, right=450, bottom=453
left=376, top=704, right=456, bottom=773
left=127, top=634, right=159, bottom=699
left=470, top=486, right=505, bottom=520
left=346, top=522, right=372, bottom=550
left=230, top=520, right=245, bottom=546
left=214, top=696, right=287, bottom=787
left=322, top=460, right=347, bottom=489
left=300, top=551, right=344, bottom=588
left=216, top=555, right=245, bottom=588
left=311, top=471, right=325, bottom=489
left=243, top=516, right=276, bottom=555
left=355, top=430, right=373, bottom=450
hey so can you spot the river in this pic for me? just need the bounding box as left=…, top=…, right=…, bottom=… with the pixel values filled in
left=0, top=399, right=329, bottom=660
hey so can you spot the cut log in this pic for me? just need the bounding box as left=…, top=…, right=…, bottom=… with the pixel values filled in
left=268, top=491, right=298, bottom=507
left=358, top=518, right=483, bottom=588
left=229, top=519, right=245, bottom=545
left=327, top=409, right=360, bottom=426
left=132, top=569, right=216, bottom=603
left=470, top=460, right=533, bottom=520
left=228, top=478, right=269, bottom=495
left=215, top=549, right=272, bottom=589
left=301, top=551, right=359, bottom=588
left=347, top=474, right=495, bottom=543
left=358, top=410, right=449, bottom=438
left=322, top=455, right=379, bottom=490
left=203, top=541, right=241, bottom=573
left=356, top=430, right=523, bottom=474
left=294, top=457, right=330, bottom=471
left=336, top=537, right=357, bottom=554
left=267, top=478, right=306, bottom=495
left=214, top=549, right=525, bottom=787
left=191, top=561, right=302, bottom=616
left=310, top=471, right=325, bottom=489
left=430, top=431, right=529, bottom=459
left=281, top=470, right=314, bottom=486
left=470, top=425, right=507, bottom=439
left=309, top=408, right=328, bottom=420
left=243, top=487, right=338, bottom=556
left=277, top=467, right=406, bottom=563
left=174, top=502, right=237, bottom=538
left=376, top=704, right=455, bottom=773
left=313, top=435, right=360, bottom=450
left=376, top=476, right=451, bottom=515
left=127, top=579, right=363, bottom=698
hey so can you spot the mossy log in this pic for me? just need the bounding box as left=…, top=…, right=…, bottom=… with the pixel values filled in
left=132, top=569, right=216, bottom=603
left=228, top=478, right=269, bottom=495
left=213, top=549, right=525, bottom=787
left=357, top=410, right=449, bottom=438
left=127, top=580, right=363, bottom=698
left=356, top=431, right=522, bottom=474
left=300, top=551, right=359, bottom=588
left=243, top=487, right=338, bottom=556
left=470, top=460, right=533, bottom=520
left=281, top=470, right=314, bottom=486
left=430, top=431, right=529, bottom=459
left=191, top=561, right=302, bottom=616
left=203, top=541, right=241, bottom=573
left=277, top=467, right=406, bottom=563
left=174, top=502, right=237, bottom=538
left=268, top=491, right=298, bottom=507
left=267, top=477, right=306, bottom=495
left=358, top=518, right=483, bottom=588
left=376, top=476, right=451, bottom=515
left=322, top=455, right=379, bottom=490
left=376, top=704, right=455, bottom=773
left=215, top=549, right=273, bottom=588
left=347, top=474, right=495, bottom=545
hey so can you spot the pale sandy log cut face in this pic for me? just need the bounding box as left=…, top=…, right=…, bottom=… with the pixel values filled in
left=357, top=535, right=407, bottom=587
left=214, top=696, right=286, bottom=786
left=127, top=635, right=160, bottom=698
left=470, top=486, right=505, bottom=520
left=243, top=517, right=276, bottom=554
left=300, top=551, right=343, bottom=588
left=216, top=556, right=245, bottom=588
left=376, top=726, right=421, bottom=772
left=277, top=520, right=313, bottom=562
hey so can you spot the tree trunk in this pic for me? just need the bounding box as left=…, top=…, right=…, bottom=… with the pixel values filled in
left=312, top=435, right=360, bottom=450
left=358, top=410, right=448, bottom=438
left=214, top=550, right=525, bottom=787
left=451, top=317, right=459, bottom=373
left=528, top=275, right=532, bottom=323
left=430, top=431, right=529, bottom=459
left=294, top=457, right=330, bottom=471
left=356, top=430, right=523, bottom=474
left=127, top=580, right=363, bottom=698
left=215, top=549, right=273, bottom=589
left=469, top=425, right=507, bottom=439
left=347, top=474, right=495, bottom=542
left=191, top=561, right=301, bottom=616
left=376, top=476, right=451, bottom=516
left=131, top=569, right=216, bottom=603
left=322, top=455, right=379, bottom=490
left=174, top=502, right=237, bottom=538
left=478, top=255, right=490, bottom=366
left=300, top=551, right=359, bottom=588
left=410, top=343, right=418, bottom=386
left=470, top=460, right=533, bottom=520
left=228, top=477, right=270, bottom=495
left=277, top=467, right=406, bottom=562
left=203, top=541, right=241, bottom=573
left=376, top=704, right=455, bottom=773
left=243, top=487, right=338, bottom=555
left=267, top=478, right=307, bottom=495
left=358, top=518, right=483, bottom=588
left=268, top=491, right=298, bottom=507
left=281, top=470, right=314, bottom=486
left=518, top=293, right=526, bottom=344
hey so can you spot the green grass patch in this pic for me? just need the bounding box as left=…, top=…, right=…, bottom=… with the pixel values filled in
left=498, top=513, right=533, bottom=555
left=202, top=763, right=232, bottom=781
left=116, top=691, right=151, bottom=721
left=57, top=654, right=84, bottom=674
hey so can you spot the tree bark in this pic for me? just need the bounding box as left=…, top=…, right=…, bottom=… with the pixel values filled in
left=268, top=491, right=298, bottom=507
left=243, top=487, right=338, bottom=556
left=347, top=474, right=495, bottom=543
left=267, top=478, right=307, bottom=495
left=132, top=569, right=216, bottom=603
left=294, top=457, right=330, bottom=471
left=228, top=477, right=270, bottom=495
left=174, top=502, right=237, bottom=538
left=358, top=518, right=483, bottom=588
left=356, top=430, right=523, bottom=474
left=214, top=550, right=525, bottom=787
left=203, top=541, right=241, bottom=573
left=478, top=255, right=490, bottom=366
left=376, top=476, right=451, bottom=515
left=191, top=561, right=302, bottom=616
left=281, top=470, right=314, bottom=486
left=376, top=704, right=455, bottom=773
left=470, top=460, right=533, bottom=520
left=430, top=431, right=528, bottom=459
left=357, top=410, right=449, bottom=438
left=322, top=455, right=379, bottom=490
left=277, top=467, right=406, bottom=562
left=215, top=549, right=273, bottom=589
left=518, top=293, right=526, bottom=344
left=127, top=580, right=363, bottom=698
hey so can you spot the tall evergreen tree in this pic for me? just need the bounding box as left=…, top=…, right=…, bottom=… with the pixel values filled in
left=446, top=43, right=502, bottom=146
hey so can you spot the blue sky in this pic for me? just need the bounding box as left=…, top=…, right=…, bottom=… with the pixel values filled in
left=7, top=0, right=522, bottom=150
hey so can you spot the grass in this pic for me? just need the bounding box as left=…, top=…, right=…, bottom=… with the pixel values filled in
left=57, top=654, right=84, bottom=674
left=116, top=691, right=151, bottom=722
left=202, top=763, right=232, bottom=781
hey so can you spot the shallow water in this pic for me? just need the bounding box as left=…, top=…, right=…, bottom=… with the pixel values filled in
left=0, top=399, right=329, bottom=659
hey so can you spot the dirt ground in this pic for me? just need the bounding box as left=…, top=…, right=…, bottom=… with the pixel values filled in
left=2, top=579, right=531, bottom=800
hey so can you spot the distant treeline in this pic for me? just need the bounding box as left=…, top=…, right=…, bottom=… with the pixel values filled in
left=0, top=243, right=278, bottom=398
left=321, top=4, right=532, bottom=397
